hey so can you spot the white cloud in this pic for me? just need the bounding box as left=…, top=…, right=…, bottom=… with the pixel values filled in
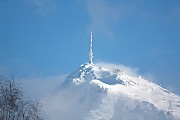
left=95, top=61, right=139, bottom=77
left=22, top=74, right=93, bottom=120
left=86, top=0, right=133, bottom=36
left=95, top=61, right=159, bottom=85
left=28, top=0, right=56, bottom=15
left=22, top=75, right=66, bottom=99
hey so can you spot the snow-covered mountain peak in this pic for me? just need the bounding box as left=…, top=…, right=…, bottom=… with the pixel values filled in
left=60, top=63, right=180, bottom=120
left=64, top=62, right=152, bottom=88
left=64, top=63, right=122, bottom=86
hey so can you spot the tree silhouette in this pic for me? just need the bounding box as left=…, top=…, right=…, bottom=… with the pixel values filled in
left=0, top=76, right=45, bottom=120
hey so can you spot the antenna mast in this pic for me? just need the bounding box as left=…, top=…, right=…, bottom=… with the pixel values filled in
left=89, top=31, right=93, bottom=64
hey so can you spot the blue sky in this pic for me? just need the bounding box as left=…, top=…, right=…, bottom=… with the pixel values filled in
left=0, top=0, right=180, bottom=94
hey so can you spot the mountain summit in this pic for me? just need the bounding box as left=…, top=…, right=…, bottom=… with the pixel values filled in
left=60, top=62, right=180, bottom=120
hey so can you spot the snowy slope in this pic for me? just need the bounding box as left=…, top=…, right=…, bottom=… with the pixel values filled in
left=60, top=63, right=180, bottom=120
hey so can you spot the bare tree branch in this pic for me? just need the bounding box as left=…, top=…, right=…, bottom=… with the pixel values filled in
left=0, top=76, right=45, bottom=120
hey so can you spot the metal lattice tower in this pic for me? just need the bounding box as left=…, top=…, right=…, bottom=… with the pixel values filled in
left=89, top=31, right=93, bottom=64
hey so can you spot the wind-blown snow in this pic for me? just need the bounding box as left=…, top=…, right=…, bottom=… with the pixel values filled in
left=59, top=63, right=180, bottom=120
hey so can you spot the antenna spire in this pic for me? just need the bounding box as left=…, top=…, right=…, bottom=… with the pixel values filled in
left=89, top=31, right=93, bottom=64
